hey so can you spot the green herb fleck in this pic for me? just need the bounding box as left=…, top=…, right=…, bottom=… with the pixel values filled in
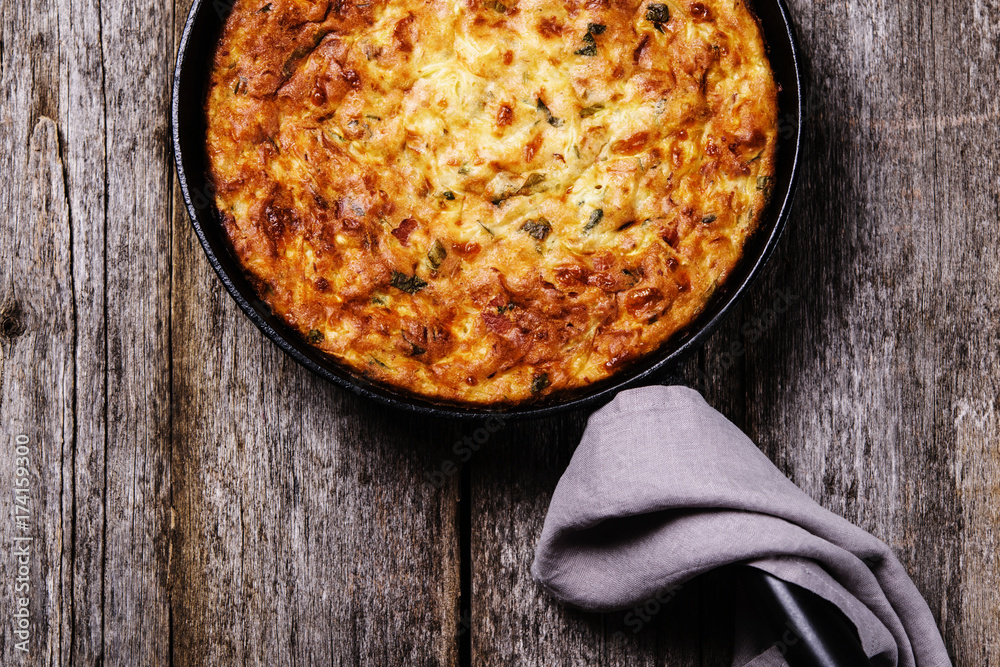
left=617, top=219, right=638, bottom=231
left=574, top=33, right=597, bottom=56
left=256, top=2, right=272, bottom=12
left=427, top=239, right=448, bottom=269
left=404, top=336, right=426, bottom=356
left=458, top=165, right=471, bottom=175
left=530, top=373, right=550, bottom=394
left=579, top=103, right=605, bottom=118
left=536, top=98, right=564, bottom=127
left=478, top=221, right=496, bottom=237
left=491, top=0, right=508, bottom=12
left=369, top=356, right=389, bottom=369
left=646, top=3, right=670, bottom=31
left=701, top=214, right=717, bottom=224
left=442, top=191, right=456, bottom=200
left=521, top=218, right=552, bottom=241
left=517, top=172, right=546, bottom=195
left=390, top=270, right=429, bottom=294
left=306, top=329, right=324, bottom=344
left=583, top=208, right=604, bottom=233
left=756, top=175, right=775, bottom=196
left=574, top=23, right=606, bottom=56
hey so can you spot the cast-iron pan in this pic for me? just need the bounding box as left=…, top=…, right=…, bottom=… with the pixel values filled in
left=170, top=7, right=876, bottom=661
left=172, top=0, right=803, bottom=420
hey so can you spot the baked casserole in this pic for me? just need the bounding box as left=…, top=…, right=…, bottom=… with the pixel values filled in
left=205, top=0, right=778, bottom=404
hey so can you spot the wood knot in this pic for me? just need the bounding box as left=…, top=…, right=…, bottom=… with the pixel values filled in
left=0, top=303, right=26, bottom=340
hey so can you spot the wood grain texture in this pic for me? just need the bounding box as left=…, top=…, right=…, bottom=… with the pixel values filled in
left=99, top=0, right=175, bottom=661
left=0, top=118, right=73, bottom=664
left=58, top=0, right=111, bottom=660
left=0, top=0, right=999, bottom=664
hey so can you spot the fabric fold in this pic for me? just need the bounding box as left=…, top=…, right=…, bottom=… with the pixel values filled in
left=531, top=386, right=951, bottom=667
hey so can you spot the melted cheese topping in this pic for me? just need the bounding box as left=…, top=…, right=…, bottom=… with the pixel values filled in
left=206, top=0, right=778, bottom=404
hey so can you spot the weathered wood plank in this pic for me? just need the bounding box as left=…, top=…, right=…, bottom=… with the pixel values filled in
left=168, top=5, right=463, bottom=660
left=0, top=2, right=75, bottom=665
left=0, top=118, right=73, bottom=664
left=99, top=0, right=174, bottom=661
left=468, top=414, right=592, bottom=666
left=926, top=3, right=1000, bottom=663
left=57, top=0, right=110, bottom=660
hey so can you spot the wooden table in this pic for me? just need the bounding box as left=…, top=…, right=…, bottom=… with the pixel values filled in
left=2, top=0, right=998, bottom=663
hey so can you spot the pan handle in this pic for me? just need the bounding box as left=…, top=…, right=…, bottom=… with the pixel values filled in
left=741, top=567, right=873, bottom=667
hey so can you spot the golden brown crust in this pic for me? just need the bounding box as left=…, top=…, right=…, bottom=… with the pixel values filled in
left=206, top=0, right=778, bottom=404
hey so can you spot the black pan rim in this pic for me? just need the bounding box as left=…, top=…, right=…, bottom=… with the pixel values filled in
left=171, top=0, right=803, bottom=421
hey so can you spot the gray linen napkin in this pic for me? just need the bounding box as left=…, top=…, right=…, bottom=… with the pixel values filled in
left=531, top=386, right=952, bottom=667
